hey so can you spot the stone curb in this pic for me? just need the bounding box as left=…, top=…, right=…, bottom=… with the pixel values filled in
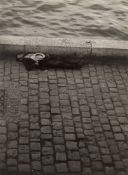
left=0, top=35, right=128, bottom=61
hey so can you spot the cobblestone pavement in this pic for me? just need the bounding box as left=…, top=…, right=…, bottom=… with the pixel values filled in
left=0, top=56, right=128, bottom=175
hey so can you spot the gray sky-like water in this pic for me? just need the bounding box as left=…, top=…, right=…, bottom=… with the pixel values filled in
left=0, top=0, right=128, bottom=40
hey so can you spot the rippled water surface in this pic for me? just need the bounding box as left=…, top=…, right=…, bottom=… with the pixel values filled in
left=0, top=0, right=128, bottom=40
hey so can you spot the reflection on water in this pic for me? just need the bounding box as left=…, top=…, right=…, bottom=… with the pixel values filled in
left=0, top=0, right=128, bottom=40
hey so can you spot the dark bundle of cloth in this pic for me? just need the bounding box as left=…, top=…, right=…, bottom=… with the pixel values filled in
left=17, top=52, right=84, bottom=71
left=16, top=53, right=49, bottom=70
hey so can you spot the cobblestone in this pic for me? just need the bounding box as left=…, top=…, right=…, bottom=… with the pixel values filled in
left=68, top=161, right=81, bottom=172
left=42, top=147, right=53, bottom=155
left=56, top=163, right=68, bottom=173
left=56, top=152, right=67, bottom=161
left=1, top=57, right=128, bottom=174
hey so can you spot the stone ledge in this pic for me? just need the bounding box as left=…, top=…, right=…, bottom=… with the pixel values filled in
left=0, top=36, right=128, bottom=66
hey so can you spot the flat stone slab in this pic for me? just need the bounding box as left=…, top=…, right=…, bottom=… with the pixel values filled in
left=4, top=87, right=20, bottom=119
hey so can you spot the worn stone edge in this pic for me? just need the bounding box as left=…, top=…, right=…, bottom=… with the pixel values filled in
left=0, top=35, right=127, bottom=58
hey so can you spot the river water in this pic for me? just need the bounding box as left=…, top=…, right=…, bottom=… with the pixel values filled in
left=0, top=0, right=128, bottom=40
